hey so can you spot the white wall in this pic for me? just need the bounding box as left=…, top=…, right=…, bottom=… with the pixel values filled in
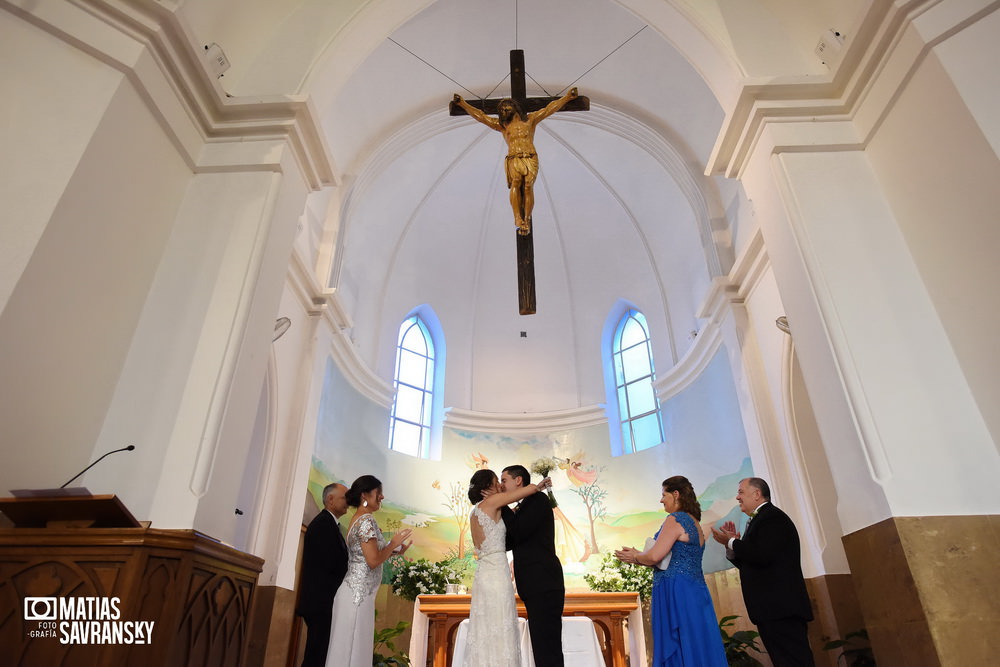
left=0, top=10, right=124, bottom=313
left=0, top=75, right=191, bottom=497
left=867, top=49, right=1000, bottom=447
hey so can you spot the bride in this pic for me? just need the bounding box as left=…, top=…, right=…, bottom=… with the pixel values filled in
left=464, top=469, right=551, bottom=667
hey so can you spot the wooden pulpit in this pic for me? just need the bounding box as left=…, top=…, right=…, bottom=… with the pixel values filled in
left=0, top=494, right=263, bottom=667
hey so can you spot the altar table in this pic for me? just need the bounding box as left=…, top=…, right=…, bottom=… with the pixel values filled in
left=409, top=592, right=644, bottom=667
left=451, top=616, right=605, bottom=667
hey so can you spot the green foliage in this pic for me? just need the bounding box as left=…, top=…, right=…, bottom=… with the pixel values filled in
left=823, top=629, right=876, bottom=666
left=718, top=615, right=764, bottom=667
left=389, top=557, right=465, bottom=601
left=582, top=552, right=653, bottom=601
left=372, top=609, right=410, bottom=667
left=571, top=479, right=609, bottom=522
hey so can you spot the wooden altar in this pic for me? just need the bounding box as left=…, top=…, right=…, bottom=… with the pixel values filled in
left=0, top=495, right=264, bottom=667
left=413, top=591, right=641, bottom=667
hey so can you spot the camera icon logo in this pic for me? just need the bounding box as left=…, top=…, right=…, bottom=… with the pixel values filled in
left=24, top=597, right=58, bottom=621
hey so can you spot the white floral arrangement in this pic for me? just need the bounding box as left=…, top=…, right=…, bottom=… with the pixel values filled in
left=583, top=552, right=653, bottom=601
left=529, top=456, right=565, bottom=477
left=389, top=557, right=464, bottom=601
left=530, top=456, right=565, bottom=507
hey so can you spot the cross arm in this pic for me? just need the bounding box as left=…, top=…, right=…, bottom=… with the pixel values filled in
left=449, top=95, right=590, bottom=117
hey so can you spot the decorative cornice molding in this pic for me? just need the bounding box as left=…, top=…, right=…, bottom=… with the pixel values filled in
left=444, top=405, right=609, bottom=434
left=306, top=283, right=391, bottom=407
left=287, top=250, right=328, bottom=317
left=285, top=249, right=390, bottom=406
left=653, top=229, right=770, bottom=401
left=705, top=0, right=958, bottom=178
left=9, top=0, right=336, bottom=190
left=328, top=326, right=395, bottom=408
left=654, top=319, right=724, bottom=401
left=729, top=228, right=770, bottom=301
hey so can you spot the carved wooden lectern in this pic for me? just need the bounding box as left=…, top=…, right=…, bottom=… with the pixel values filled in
left=0, top=494, right=263, bottom=667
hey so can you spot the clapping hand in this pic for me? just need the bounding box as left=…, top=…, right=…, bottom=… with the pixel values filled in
left=391, top=528, right=413, bottom=554
left=614, top=546, right=640, bottom=565
left=710, top=521, right=739, bottom=545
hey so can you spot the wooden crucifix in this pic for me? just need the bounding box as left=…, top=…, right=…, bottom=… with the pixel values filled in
left=451, top=50, right=589, bottom=315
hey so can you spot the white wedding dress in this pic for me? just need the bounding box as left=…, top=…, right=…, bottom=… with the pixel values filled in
left=464, top=503, right=520, bottom=667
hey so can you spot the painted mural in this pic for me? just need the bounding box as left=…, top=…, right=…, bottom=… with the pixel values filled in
left=310, top=349, right=755, bottom=588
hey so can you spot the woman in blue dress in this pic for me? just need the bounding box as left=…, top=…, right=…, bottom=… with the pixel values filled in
left=615, top=475, right=728, bottom=666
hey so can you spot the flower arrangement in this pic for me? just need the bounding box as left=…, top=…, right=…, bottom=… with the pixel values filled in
left=389, top=557, right=465, bottom=601
left=529, top=456, right=564, bottom=477
left=530, top=456, right=565, bottom=507
left=583, top=552, right=653, bottom=601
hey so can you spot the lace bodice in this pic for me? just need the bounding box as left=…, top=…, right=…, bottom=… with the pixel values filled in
left=342, top=513, right=386, bottom=605
left=654, top=511, right=705, bottom=583
left=471, top=504, right=506, bottom=557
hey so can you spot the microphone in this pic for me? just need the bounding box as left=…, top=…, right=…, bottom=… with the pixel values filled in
left=60, top=445, right=136, bottom=489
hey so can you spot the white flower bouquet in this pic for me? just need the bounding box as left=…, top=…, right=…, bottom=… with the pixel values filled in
left=530, top=456, right=565, bottom=507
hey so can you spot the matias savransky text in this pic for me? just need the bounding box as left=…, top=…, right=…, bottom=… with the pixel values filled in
left=24, top=596, right=155, bottom=645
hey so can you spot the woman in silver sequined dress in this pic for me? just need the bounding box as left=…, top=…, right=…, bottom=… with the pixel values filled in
left=325, top=475, right=412, bottom=667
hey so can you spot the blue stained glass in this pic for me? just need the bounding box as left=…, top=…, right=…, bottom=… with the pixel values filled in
left=626, top=380, right=656, bottom=416
left=617, top=385, right=628, bottom=414
left=620, top=343, right=652, bottom=381
left=400, top=318, right=432, bottom=357
left=397, top=349, right=428, bottom=389
left=391, top=421, right=422, bottom=457
left=619, top=315, right=647, bottom=349
left=631, top=413, right=663, bottom=451
left=394, top=384, right=425, bottom=424
left=389, top=315, right=436, bottom=457
left=612, top=308, right=663, bottom=454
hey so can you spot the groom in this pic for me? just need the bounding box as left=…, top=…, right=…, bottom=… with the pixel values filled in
left=500, top=465, right=565, bottom=666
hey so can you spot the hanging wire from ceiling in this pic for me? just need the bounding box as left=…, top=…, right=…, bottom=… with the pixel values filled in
left=387, top=8, right=648, bottom=102
left=557, top=25, right=648, bottom=96
left=514, top=0, right=519, bottom=50
left=387, top=37, right=481, bottom=99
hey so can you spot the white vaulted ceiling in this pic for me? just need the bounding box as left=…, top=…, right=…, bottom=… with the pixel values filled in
left=181, top=0, right=850, bottom=419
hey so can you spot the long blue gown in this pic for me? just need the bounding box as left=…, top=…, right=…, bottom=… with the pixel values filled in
left=650, top=511, right=728, bottom=666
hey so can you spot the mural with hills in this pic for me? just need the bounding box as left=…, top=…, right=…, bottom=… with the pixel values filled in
left=308, top=424, right=753, bottom=587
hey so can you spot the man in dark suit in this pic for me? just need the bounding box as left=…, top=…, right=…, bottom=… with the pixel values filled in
left=500, top=465, right=565, bottom=667
left=296, top=482, right=349, bottom=667
left=712, top=477, right=815, bottom=666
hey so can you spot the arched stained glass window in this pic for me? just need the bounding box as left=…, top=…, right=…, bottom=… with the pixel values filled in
left=613, top=309, right=664, bottom=453
left=388, top=316, right=435, bottom=457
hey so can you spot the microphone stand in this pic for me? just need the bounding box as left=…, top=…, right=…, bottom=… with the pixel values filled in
left=60, top=445, right=136, bottom=489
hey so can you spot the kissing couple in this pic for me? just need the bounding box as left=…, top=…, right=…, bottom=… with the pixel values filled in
left=463, top=465, right=566, bottom=667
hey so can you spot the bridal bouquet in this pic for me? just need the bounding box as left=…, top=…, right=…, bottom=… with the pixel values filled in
left=389, top=557, right=464, bottom=601
left=530, top=456, right=565, bottom=508
left=583, top=552, right=653, bottom=601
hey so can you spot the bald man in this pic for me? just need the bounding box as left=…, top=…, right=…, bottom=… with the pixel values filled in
left=296, top=483, right=349, bottom=667
left=712, top=478, right=814, bottom=666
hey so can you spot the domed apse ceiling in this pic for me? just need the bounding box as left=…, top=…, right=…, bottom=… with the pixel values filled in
left=323, top=0, right=733, bottom=415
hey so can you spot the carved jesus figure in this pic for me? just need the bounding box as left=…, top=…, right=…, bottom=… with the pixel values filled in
left=453, top=88, right=578, bottom=235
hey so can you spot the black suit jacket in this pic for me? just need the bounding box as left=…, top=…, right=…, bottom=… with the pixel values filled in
left=296, top=509, right=348, bottom=618
left=501, top=492, right=564, bottom=597
left=728, top=502, right=813, bottom=624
